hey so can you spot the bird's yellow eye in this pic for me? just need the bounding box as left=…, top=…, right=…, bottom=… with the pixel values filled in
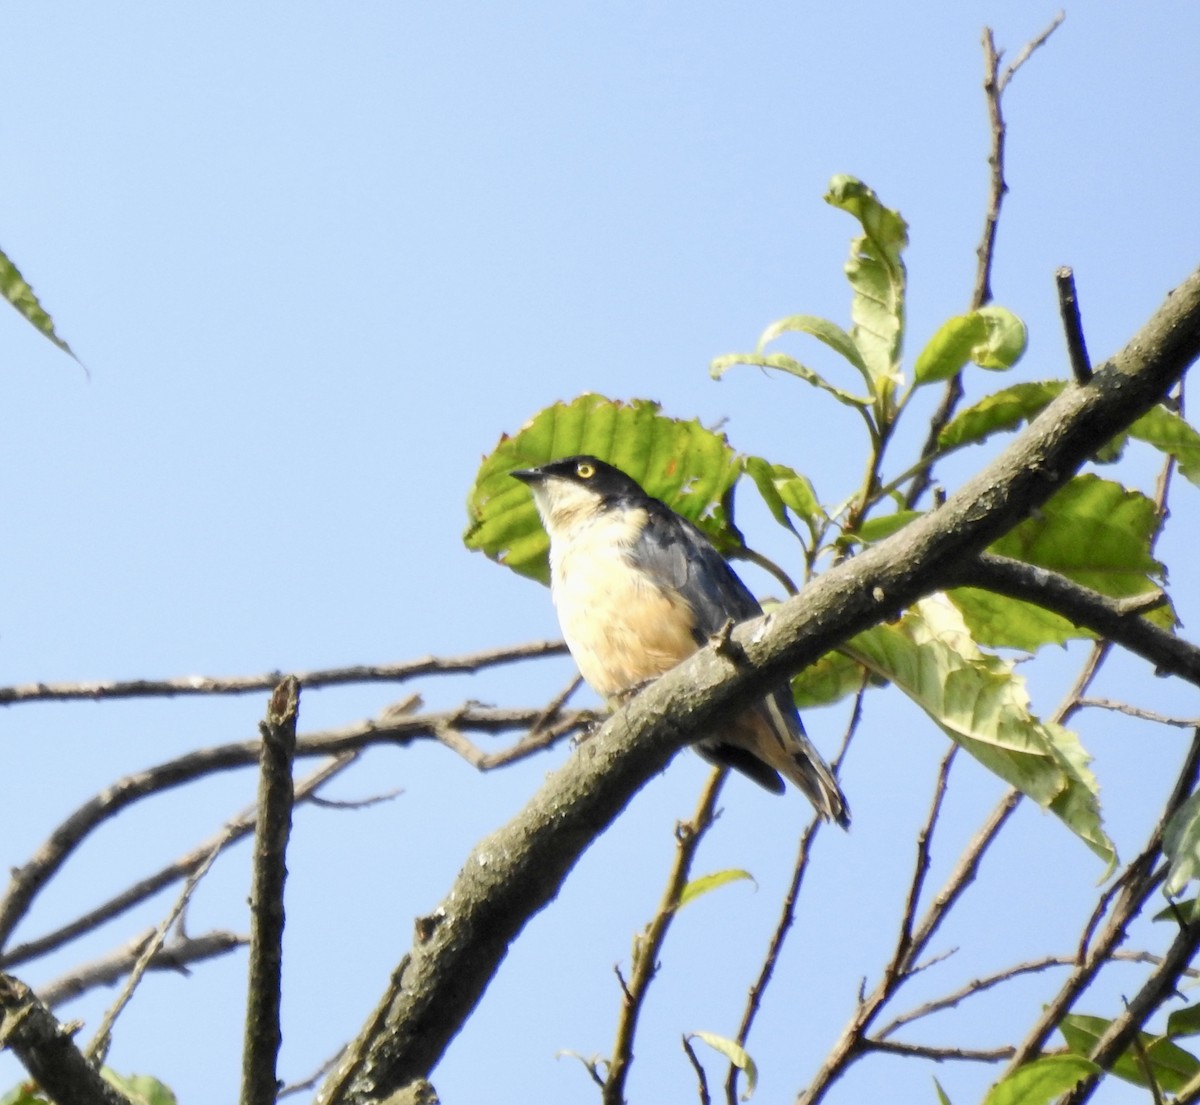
left=576, top=461, right=596, bottom=479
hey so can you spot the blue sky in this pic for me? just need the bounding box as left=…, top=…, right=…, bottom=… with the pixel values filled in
left=2, top=3, right=1198, bottom=1103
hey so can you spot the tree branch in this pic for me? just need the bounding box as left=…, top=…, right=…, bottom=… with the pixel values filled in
left=317, top=268, right=1200, bottom=1105
left=241, top=677, right=300, bottom=1105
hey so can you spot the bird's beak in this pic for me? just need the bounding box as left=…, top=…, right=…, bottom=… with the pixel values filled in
left=510, top=467, right=543, bottom=485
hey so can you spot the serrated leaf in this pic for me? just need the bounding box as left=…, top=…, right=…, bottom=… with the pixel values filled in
left=1128, top=405, right=1200, bottom=488
left=464, top=394, right=740, bottom=582
left=687, top=1031, right=758, bottom=1100
left=0, top=246, right=76, bottom=359
left=913, top=306, right=1027, bottom=385
left=678, top=869, right=756, bottom=908
left=1163, top=793, right=1200, bottom=897
left=1060, top=1013, right=1200, bottom=1092
left=741, top=456, right=825, bottom=540
left=844, top=596, right=1113, bottom=864
left=938, top=381, right=1066, bottom=450
left=710, top=351, right=872, bottom=409
left=982, top=1055, right=1099, bottom=1105
left=949, top=475, right=1172, bottom=651
left=824, top=175, right=908, bottom=393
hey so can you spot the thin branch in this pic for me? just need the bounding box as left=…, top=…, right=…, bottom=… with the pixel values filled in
left=603, top=768, right=727, bottom=1105
left=682, top=1035, right=713, bottom=1105
left=725, top=685, right=864, bottom=1105
left=1056, top=266, right=1093, bottom=382
left=1076, top=697, right=1200, bottom=729
left=0, top=752, right=357, bottom=970
left=241, top=677, right=300, bottom=1105
left=0, top=639, right=568, bottom=706
left=38, top=929, right=246, bottom=1008
left=0, top=972, right=133, bottom=1105
left=861, top=1038, right=1014, bottom=1064
left=945, top=554, right=1200, bottom=687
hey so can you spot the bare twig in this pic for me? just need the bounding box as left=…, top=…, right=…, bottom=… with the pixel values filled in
left=0, top=639, right=568, bottom=706
left=682, top=1034, right=713, bottom=1105
left=0, top=753, right=358, bottom=970
left=726, top=685, right=864, bottom=1105
left=0, top=972, right=133, bottom=1105
left=1076, top=697, right=1200, bottom=729
left=1056, top=266, right=1093, bottom=382
left=862, top=1039, right=1014, bottom=1064
left=38, top=929, right=246, bottom=1008
left=603, top=768, right=727, bottom=1105
left=906, top=14, right=1064, bottom=510
left=241, top=677, right=300, bottom=1105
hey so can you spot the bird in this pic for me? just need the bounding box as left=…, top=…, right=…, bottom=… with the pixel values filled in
left=511, top=454, right=849, bottom=826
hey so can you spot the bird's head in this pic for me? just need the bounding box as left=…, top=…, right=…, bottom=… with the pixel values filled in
left=511, top=456, right=647, bottom=534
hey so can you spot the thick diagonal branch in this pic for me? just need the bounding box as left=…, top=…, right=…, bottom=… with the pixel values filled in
left=319, top=268, right=1200, bottom=1105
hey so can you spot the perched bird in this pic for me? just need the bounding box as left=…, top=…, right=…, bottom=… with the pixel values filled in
left=512, top=455, right=849, bottom=826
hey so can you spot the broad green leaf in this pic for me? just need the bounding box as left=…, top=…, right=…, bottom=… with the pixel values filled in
left=932, top=1077, right=954, bottom=1105
left=1154, top=897, right=1200, bottom=925
left=687, top=1031, right=758, bottom=1100
left=741, top=456, right=825, bottom=540
left=678, top=868, right=756, bottom=908
left=982, top=1055, right=1098, bottom=1105
left=1128, top=404, right=1200, bottom=488
left=1061, top=1013, right=1200, bottom=1092
left=913, top=306, right=1027, bottom=385
left=710, top=351, right=872, bottom=409
left=845, top=597, right=1113, bottom=864
left=464, top=394, right=740, bottom=582
left=791, top=648, right=873, bottom=709
left=824, top=175, right=908, bottom=392
left=0, top=246, right=76, bottom=359
left=755, top=313, right=872, bottom=387
left=1163, top=793, right=1200, bottom=897
left=938, top=381, right=1066, bottom=450
left=948, top=475, right=1172, bottom=651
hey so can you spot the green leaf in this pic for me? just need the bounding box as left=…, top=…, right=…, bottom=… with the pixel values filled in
left=1154, top=897, right=1200, bottom=925
left=938, top=381, right=1066, bottom=450
left=102, top=1071, right=178, bottom=1105
left=1128, top=404, right=1200, bottom=488
left=0, top=1087, right=52, bottom=1105
left=710, top=351, right=872, bottom=409
left=678, top=869, right=756, bottom=908
left=932, top=1077, right=954, bottom=1105
left=948, top=474, right=1172, bottom=651
left=741, top=456, right=825, bottom=540
left=1060, top=1013, right=1200, bottom=1092
left=0, top=245, right=76, bottom=359
left=913, top=306, right=1027, bottom=385
left=824, top=175, right=908, bottom=392
left=854, top=509, right=922, bottom=545
left=464, top=394, right=740, bottom=582
left=687, top=1031, right=758, bottom=1100
left=1169, top=1003, right=1200, bottom=1039
left=791, top=649, right=873, bottom=709
left=844, top=596, right=1114, bottom=864
left=981, top=1055, right=1099, bottom=1105
left=755, top=313, right=871, bottom=386
left=1163, top=793, right=1200, bottom=897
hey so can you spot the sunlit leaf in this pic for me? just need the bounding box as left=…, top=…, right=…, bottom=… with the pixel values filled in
left=1163, top=793, right=1200, bottom=897
left=0, top=245, right=77, bottom=360
left=1060, top=1013, right=1200, bottom=1092
left=981, top=1055, right=1098, bottom=1105
left=678, top=869, right=756, bottom=908
left=755, top=313, right=871, bottom=387
left=687, top=1031, right=758, bottom=1100
left=741, top=456, right=825, bottom=540
left=948, top=475, right=1172, bottom=651
left=854, top=509, right=922, bottom=545
left=464, top=394, right=740, bottom=582
left=710, top=351, right=872, bottom=409
left=102, top=1071, right=178, bottom=1105
left=824, top=175, right=908, bottom=392
left=913, top=306, right=1027, bottom=385
left=1169, top=1003, right=1200, bottom=1039
left=932, top=1077, right=954, bottom=1105
left=845, top=597, right=1113, bottom=864
left=791, top=649, right=873, bottom=709
left=1128, top=404, right=1200, bottom=488
left=938, top=381, right=1066, bottom=450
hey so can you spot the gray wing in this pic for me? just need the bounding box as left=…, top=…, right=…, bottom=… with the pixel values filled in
left=626, top=502, right=763, bottom=642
